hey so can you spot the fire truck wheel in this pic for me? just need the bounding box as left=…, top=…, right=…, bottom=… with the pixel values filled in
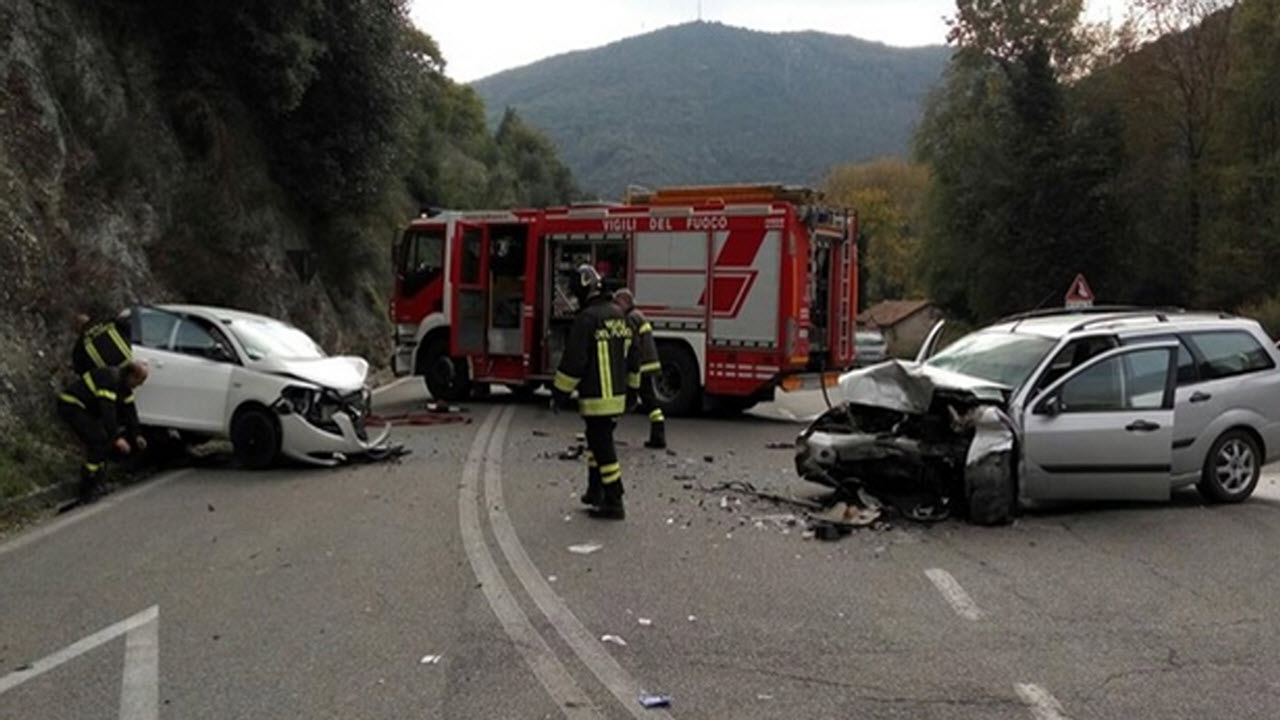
left=655, top=343, right=701, bottom=417
left=419, top=337, right=471, bottom=402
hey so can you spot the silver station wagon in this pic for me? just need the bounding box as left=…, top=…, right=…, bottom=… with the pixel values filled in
left=795, top=307, right=1280, bottom=524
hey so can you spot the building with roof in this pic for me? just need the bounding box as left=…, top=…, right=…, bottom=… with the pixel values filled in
left=858, top=299, right=943, bottom=358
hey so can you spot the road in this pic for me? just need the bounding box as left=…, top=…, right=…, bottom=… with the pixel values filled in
left=3, top=392, right=1280, bottom=719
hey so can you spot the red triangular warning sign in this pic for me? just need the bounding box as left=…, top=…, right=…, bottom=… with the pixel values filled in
left=1064, top=273, right=1094, bottom=307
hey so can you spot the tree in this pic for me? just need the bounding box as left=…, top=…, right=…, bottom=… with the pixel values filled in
left=916, top=0, right=1125, bottom=321
left=822, top=159, right=930, bottom=304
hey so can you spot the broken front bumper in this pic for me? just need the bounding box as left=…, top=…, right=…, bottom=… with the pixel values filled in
left=278, top=410, right=393, bottom=467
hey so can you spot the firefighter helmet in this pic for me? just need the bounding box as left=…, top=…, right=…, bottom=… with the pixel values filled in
left=571, top=264, right=603, bottom=305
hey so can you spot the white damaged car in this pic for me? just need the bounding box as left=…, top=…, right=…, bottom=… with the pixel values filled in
left=121, top=305, right=391, bottom=468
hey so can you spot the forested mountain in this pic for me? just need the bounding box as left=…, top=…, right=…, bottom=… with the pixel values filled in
left=472, top=22, right=950, bottom=197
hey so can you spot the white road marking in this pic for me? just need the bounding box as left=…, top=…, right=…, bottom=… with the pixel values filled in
left=0, top=606, right=158, bottom=695
left=925, top=568, right=983, bottom=621
left=458, top=409, right=603, bottom=719
left=484, top=406, right=675, bottom=720
left=0, top=470, right=191, bottom=559
left=118, top=612, right=159, bottom=720
left=1015, top=683, right=1072, bottom=720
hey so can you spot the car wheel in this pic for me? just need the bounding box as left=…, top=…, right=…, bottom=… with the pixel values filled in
left=654, top=343, right=701, bottom=417
left=231, top=406, right=280, bottom=470
left=1197, top=429, right=1261, bottom=503
left=419, top=336, right=471, bottom=402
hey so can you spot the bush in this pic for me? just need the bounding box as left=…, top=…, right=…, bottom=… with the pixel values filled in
left=1237, top=293, right=1280, bottom=341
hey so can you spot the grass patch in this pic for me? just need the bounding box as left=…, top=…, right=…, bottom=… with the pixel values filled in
left=0, top=424, right=77, bottom=500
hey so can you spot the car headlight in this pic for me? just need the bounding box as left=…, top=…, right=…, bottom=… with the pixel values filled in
left=280, top=386, right=320, bottom=415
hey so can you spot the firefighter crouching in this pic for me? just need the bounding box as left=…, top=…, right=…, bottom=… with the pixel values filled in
left=552, top=265, right=641, bottom=520
left=71, top=312, right=133, bottom=375
left=611, top=288, right=665, bottom=449
left=57, top=362, right=149, bottom=504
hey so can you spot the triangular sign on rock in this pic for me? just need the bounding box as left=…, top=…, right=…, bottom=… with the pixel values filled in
left=1064, top=274, right=1094, bottom=308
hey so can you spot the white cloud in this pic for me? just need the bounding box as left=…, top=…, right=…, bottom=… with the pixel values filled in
left=413, top=0, right=1133, bottom=83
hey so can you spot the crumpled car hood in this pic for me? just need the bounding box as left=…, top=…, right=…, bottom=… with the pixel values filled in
left=254, top=356, right=369, bottom=392
left=838, top=360, right=1008, bottom=414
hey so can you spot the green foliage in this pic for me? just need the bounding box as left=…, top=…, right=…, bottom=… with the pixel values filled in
left=472, top=22, right=950, bottom=197
left=821, top=159, right=931, bottom=304
left=915, top=1, right=1125, bottom=322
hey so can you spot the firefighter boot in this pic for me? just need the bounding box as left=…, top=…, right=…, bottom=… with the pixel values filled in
left=645, top=420, right=667, bottom=450
left=78, top=465, right=103, bottom=505
left=589, top=480, right=625, bottom=520
left=580, top=467, right=604, bottom=507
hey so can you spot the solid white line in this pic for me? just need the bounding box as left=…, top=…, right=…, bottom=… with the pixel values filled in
left=1015, top=683, right=1072, bottom=720
left=0, top=469, right=192, bottom=559
left=485, top=406, right=674, bottom=720
left=458, top=408, right=603, bottom=720
left=925, top=568, right=983, bottom=621
left=118, top=613, right=159, bottom=720
left=0, top=606, right=159, bottom=695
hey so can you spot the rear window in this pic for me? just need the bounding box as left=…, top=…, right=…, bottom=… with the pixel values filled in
left=1186, top=331, right=1275, bottom=380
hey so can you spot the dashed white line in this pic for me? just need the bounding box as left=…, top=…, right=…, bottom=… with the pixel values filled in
left=1015, top=683, right=1072, bottom=720
left=925, top=568, right=983, bottom=621
left=118, top=611, right=159, bottom=720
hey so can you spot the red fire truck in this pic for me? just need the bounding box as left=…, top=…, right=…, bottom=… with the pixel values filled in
left=390, top=184, right=858, bottom=415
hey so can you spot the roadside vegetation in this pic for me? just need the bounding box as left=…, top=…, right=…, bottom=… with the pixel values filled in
left=823, top=0, right=1279, bottom=334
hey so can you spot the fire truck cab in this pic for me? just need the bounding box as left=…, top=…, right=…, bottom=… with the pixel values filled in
left=391, top=185, right=858, bottom=415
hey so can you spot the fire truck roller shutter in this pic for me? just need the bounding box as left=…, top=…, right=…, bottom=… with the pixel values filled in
left=707, top=228, right=780, bottom=346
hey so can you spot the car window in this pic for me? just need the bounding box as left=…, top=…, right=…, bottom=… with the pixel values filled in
left=172, top=318, right=229, bottom=360
left=925, top=331, right=1055, bottom=388
left=1031, top=335, right=1117, bottom=396
left=1120, top=334, right=1198, bottom=385
left=1186, top=331, right=1275, bottom=381
left=135, top=308, right=179, bottom=349
left=1058, top=348, right=1170, bottom=412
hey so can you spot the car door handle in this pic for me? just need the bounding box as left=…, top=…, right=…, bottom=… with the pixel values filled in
left=1126, top=420, right=1161, bottom=432
left=1189, top=391, right=1212, bottom=403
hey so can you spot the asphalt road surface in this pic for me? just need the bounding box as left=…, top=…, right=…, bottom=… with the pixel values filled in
left=4, top=391, right=1280, bottom=719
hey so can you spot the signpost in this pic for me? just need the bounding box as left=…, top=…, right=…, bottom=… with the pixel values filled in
left=1064, top=273, right=1094, bottom=309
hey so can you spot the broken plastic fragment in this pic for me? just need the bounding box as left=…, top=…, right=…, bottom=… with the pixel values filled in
left=638, top=618, right=653, bottom=626
left=419, top=654, right=442, bottom=665
left=568, top=543, right=602, bottom=555
left=638, top=694, right=671, bottom=708
left=600, top=634, right=627, bottom=646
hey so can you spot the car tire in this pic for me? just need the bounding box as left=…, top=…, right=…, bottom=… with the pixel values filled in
left=654, top=343, right=701, bottom=417
left=1196, top=429, right=1261, bottom=503
left=965, top=450, right=1016, bottom=526
left=419, top=336, right=471, bottom=402
left=231, top=406, right=280, bottom=470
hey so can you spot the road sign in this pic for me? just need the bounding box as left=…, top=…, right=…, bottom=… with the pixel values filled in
left=1064, top=273, right=1094, bottom=309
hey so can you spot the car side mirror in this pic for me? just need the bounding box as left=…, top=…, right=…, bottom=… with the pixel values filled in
left=1036, top=394, right=1062, bottom=417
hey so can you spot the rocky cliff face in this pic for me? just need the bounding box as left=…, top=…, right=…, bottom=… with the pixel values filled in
left=0, top=0, right=389, bottom=493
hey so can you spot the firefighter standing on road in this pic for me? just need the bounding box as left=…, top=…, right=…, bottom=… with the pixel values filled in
left=57, top=362, right=149, bottom=504
left=71, top=312, right=132, bottom=375
left=611, top=288, right=665, bottom=449
left=552, top=265, right=640, bottom=520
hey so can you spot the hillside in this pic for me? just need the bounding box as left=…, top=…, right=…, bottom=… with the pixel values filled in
left=472, top=21, right=950, bottom=197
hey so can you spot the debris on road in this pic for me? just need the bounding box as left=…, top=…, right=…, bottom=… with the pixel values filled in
left=638, top=694, right=671, bottom=709
left=703, top=455, right=715, bottom=463
left=600, top=634, right=627, bottom=646
left=765, top=441, right=792, bottom=449
left=419, top=654, right=442, bottom=665
left=531, top=429, right=550, bottom=437
left=568, top=543, right=602, bottom=555
left=637, top=617, right=653, bottom=626
left=813, top=501, right=880, bottom=528
left=557, top=445, right=586, bottom=461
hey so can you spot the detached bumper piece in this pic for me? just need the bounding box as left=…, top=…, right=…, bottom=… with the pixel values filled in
left=272, top=388, right=400, bottom=466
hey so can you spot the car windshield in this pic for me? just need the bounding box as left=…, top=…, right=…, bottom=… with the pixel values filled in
left=925, top=331, right=1055, bottom=388
left=228, top=319, right=326, bottom=361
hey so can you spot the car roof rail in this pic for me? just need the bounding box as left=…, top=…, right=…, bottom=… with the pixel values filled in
left=1067, top=307, right=1188, bottom=332
left=998, top=305, right=1146, bottom=324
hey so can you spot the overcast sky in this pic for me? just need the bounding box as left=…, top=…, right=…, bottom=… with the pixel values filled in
left=411, top=0, right=1132, bottom=83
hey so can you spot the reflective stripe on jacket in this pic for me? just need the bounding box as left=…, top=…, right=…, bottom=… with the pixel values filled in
left=625, top=308, right=661, bottom=374
left=58, top=366, right=139, bottom=439
left=72, top=321, right=132, bottom=375
left=554, top=296, right=641, bottom=416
